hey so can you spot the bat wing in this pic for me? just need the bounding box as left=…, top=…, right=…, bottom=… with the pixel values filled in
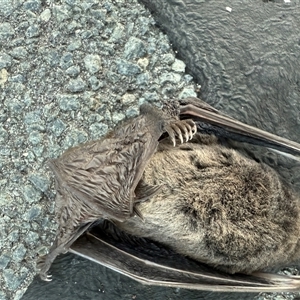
left=40, top=112, right=160, bottom=280
left=48, top=115, right=158, bottom=223
left=69, top=222, right=300, bottom=292
left=179, top=97, right=300, bottom=158
left=40, top=104, right=196, bottom=280
left=49, top=103, right=195, bottom=224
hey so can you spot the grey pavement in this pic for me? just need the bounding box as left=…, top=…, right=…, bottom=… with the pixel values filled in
left=0, top=0, right=197, bottom=299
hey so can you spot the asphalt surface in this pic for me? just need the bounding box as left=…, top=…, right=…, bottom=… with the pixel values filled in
left=1, top=0, right=300, bottom=299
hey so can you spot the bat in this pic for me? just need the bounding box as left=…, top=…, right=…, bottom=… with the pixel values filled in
left=40, top=97, right=300, bottom=292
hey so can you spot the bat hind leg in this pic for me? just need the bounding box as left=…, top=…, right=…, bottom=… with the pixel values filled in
left=37, top=242, right=67, bottom=281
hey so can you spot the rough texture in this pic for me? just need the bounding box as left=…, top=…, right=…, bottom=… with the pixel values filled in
left=1, top=0, right=300, bottom=300
left=0, top=0, right=197, bottom=299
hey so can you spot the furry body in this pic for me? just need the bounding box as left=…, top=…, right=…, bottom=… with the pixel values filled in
left=117, top=134, right=300, bottom=274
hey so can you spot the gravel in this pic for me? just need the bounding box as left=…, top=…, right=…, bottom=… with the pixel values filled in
left=0, top=0, right=197, bottom=299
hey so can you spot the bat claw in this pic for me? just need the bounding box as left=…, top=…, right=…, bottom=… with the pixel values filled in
left=183, top=124, right=191, bottom=142
left=39, top=272, right=52, bottom=282
left=173, top=124, right=184, bottom=144
left=168, top=129, right=176, bottom=146
left=186, top=120, right=197, bottom=140
left=46, top=274, right=53, bottom=281
left=166, top=119, right=197, bottom=146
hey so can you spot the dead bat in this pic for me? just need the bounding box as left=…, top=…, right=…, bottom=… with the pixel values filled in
left=40, top=97, right=300, bottom=292
left=113, top=133, right=300, bottom=275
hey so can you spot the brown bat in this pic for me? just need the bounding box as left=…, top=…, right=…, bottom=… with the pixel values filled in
left=40, top=97, right=300, bottom=292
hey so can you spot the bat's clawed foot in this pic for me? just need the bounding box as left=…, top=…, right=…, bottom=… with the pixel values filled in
left=166, top=119, right=197, bottom=146
left=37, top=255, right=53, bottom=281
left=41, top=273, right=53, bottom=282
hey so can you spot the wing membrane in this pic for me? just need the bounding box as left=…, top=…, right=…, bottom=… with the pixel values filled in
left=70, top=224, right=300, bottom=292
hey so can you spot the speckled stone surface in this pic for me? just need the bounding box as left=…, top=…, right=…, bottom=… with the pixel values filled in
left=0, top=0, right=197, bottom=299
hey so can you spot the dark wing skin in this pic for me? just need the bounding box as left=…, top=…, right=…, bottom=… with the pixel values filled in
left=38, top=103, right=196, bottom=280
left=179, top=97, right=300, bottom=157
left=69, top=222, right=300, bottom=293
